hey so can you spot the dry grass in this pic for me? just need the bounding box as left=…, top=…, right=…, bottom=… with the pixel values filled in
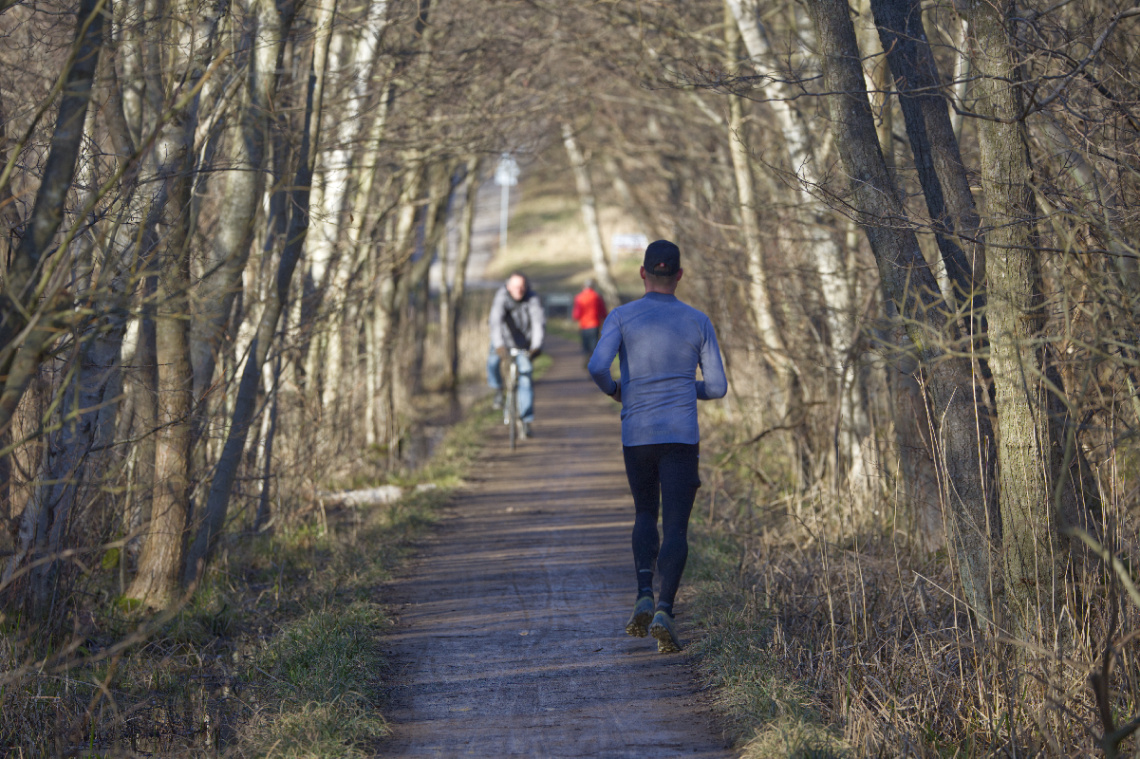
left=0, top=401, right=495, bottom=757
left=683, top=409, right=1140, bottom=757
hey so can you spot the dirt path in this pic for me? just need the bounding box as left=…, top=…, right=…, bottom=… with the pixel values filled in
left=379, top=336, right=733, bottom=757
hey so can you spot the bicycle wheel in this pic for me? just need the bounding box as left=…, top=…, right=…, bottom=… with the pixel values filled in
left=507, top=369, right=519, bottom=451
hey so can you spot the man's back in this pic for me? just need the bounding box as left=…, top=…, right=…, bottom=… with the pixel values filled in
left=588, top=292, right=726, bottom=447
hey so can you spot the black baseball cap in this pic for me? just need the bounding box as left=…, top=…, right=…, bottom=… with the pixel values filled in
left=644, top=239, right=680, bottom=276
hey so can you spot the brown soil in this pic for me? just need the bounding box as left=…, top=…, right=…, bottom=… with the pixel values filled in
left=379, top=336, right=734, bottom=757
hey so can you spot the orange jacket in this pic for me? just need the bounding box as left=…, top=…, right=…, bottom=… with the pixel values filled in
left=572, top=287, right=608, bottom=330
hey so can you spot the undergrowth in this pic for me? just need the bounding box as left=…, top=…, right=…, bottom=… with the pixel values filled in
left=0, top=400, right=493, bottom=757
left=684, top=409, right=1140, bottom=758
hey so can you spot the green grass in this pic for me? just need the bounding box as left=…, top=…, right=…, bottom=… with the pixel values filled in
left=239, top=602, right=391, bottom=758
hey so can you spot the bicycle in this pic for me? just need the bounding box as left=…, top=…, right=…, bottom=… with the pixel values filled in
left=503, top=347, right=527, bottom=450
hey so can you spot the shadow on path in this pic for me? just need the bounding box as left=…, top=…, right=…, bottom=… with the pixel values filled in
left=378, top=337, right=733, bottom=758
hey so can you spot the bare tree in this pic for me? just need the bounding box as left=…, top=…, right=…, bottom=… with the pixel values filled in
left=0, top=0, right=104, bottom=434
left=807, top=0, right=997, bottom=625
left=965, top=0, right=1057, bottom=641
left=184, top=43, right=320, bottom=583
left=562, top=122, right=621, bottom=307
left=440, top=156, right=480, bottom=393
left=125, top=1, right=224, bottom=608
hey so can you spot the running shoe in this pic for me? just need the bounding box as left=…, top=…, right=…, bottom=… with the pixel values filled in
left=625, top=596, right=655, bottom=638
left=492, top=392, right=503, bottom=410
left=522, top=421, right=532, bottom=439
left=649, top=609, right=682, bottom=653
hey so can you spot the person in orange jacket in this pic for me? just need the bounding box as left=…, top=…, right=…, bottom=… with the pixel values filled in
left=571, top=279, right=608, bottom=355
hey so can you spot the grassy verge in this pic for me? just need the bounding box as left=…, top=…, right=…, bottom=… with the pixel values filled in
left=229, top=403, right=495, bottom=757
left=684, top=521, right=849, bottom=758
left=680, top=407, right=1140, bottom=757
left=238, top=602, right=390, bottom=758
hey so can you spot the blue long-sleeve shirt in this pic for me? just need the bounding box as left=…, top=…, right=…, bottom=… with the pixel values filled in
left=588, top=292, right=727, bottom=447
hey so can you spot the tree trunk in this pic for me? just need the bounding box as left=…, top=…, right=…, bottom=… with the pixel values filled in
left=405, top=163, right=454, bottom=396
left=28, top=314, right=127, bottom=617
left=728, top=0, right=872, bottom=486
left=0, top=0, right=103, bottom=433
left=723, top=10, right=813, bottom=483
left=562, top=123, right=621, bottom=307
left=302, top=0, right=389, bottom=399
left=125, top=120, right=197, bottom=608
left=725, top=12, right=788, bottom=376
left=871, top=0, right=985, bottom=317
left=125, top=0, right=221, bottom=607
left=441, top=156, right=480, bottom=393
left=807, top=0, right=998, bottom=626
left=183, top=37, right=323, bottom=584
left=190, top=0, right=292, bottom=404
left=373, top=275, right=400, bottom=466
left=966, top=0, right=1057, bottom=641
left=950, top=16, right=970, bottom=140
left=881, top=302, right=945, bottom=549
left=253, top=350, right=282, bottom=532
left=854, top=0, right=894, bottom=177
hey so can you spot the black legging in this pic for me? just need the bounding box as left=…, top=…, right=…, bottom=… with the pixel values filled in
left=623, top=443, right=700, bottom=610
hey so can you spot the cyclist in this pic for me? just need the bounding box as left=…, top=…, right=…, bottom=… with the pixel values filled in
left=488, top=271, right=545, bottom=438
left=587, top=240, right=726, bottom=653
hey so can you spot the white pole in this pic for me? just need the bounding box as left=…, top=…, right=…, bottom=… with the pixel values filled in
left=500, top=180, right=509, bottom=254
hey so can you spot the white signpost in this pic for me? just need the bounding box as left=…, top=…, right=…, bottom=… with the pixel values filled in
left=495, top=153, right=519, bottom=254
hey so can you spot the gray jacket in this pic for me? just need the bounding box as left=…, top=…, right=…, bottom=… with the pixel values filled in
left=489, top=285, right=545, bottom=351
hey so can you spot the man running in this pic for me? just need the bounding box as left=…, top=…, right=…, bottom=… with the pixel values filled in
left=488, top=271, right=545, bottom=438
left=587, top=239, right=727, bottom=653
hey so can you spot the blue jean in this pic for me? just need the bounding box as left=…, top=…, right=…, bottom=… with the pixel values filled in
left=487, top=350, right=535, bottom=422
left=580, top=327, right=600, bottom=355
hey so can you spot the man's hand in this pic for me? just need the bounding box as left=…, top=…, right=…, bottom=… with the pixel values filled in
left=529, top=347, right=542, bottom=359
left=609, top=385, right=622, bottom=403
left=495, top=345, right=508, bottom=361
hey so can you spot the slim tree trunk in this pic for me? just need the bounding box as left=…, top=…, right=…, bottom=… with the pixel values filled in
left=966, top=0, right=1057, bottom=641
left=302, top=0, right=389, bottom=397
left=855, top=0, right=894, bottom=176
left=125, top=0, right=220, bottom=608
left=125, top=120, right=197, bottom=608
left=871, top=0, right=985, bottom=317
left=0, top=2, right=115, bottom=614
left=562, top=123, right=621, bottom=307
left=808, top=0, right=998, bottom=626
left=26, top=259, right=132, bottom=616
left=405, top=162, right=453, bottom=396
left=374, top=275, right=399, bottom=466
left=441, top=156, right=479, bottom=392
left=183, top=33, right=324, bottom=584
left=253, top=350, right=282, bottom=532
left=0, top=0, right=104, bottom=434
left=191, top=0, right=292, bottom=403
left=723, top=13, right=814, bottom=482
left=951, top=15, right=970, bottom=140
left=373, top=168, right=424, bottom=462
left=728, top=0, right=872, bottom=485
left=725, top=14, right=787, bottom=374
